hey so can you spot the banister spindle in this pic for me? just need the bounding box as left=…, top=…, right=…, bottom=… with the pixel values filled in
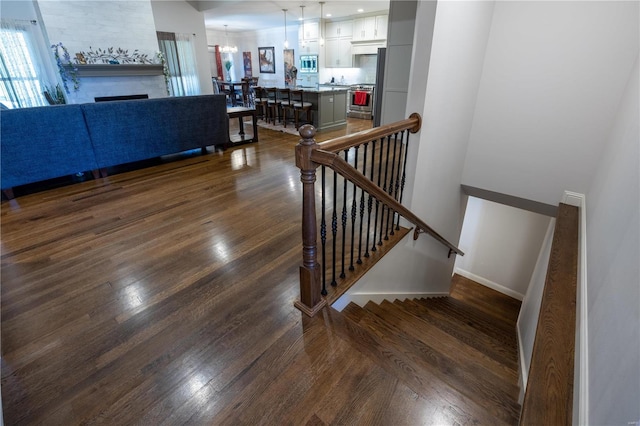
left=380, top=134, right=392, bottom=243
left=320, top=165, right=327, bottom=296
left=372, top=137, right=385, bottom=251
left=396, top=130, right=410, bottom=230
left=331, top=169, right=338, bottom=287
left=340, top=149, right=349, bottom=279
left=349, top=146, right=359, bottom=271
left=364, top=139, right=376, bottom=258
left=294, top=125, right=326, bottom=316
left=357, top=143, right=368, bottom=264
left=386, top=132, right=399, bottom=237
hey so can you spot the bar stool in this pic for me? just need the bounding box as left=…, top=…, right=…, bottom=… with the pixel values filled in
left=266, top=87, right=281, bottom=124
left=291, top=89, right=312, bottom=129
left=253, top=86, right=268, bottom=120
left=278, top=88, right=293, bottom=127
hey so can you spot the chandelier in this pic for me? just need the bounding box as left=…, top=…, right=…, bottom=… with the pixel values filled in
left=221, top=25, right=238, bottom=53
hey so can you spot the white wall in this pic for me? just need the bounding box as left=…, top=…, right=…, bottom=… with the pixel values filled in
left=338, top=0, right=496, bottom=303
left=516, top=218, right=555, bottom=397
left=150, top=0, right=213, bottom=95
left=462, top=1, right=639, bottom=207
left=454, top=197, right=551, bottom=300
left=585, top=53, right=639, bottom=425
left=37, top=0, right=167, bottom=103
left=206, top=26, right=298, bottom=86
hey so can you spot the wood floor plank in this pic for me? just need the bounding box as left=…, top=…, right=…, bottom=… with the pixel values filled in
left=2, top=118, right=521, bottom=425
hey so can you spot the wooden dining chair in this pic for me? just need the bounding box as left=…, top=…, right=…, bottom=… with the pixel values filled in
left=290, top=89, right=313, bottom=129
left=278, top=88, right=293, bottom=127
left=253, top=86, right=269, bottom=120
left=266, top=87, right=282, bottom=124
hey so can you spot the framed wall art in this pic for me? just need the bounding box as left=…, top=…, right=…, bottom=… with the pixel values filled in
left=258, top=46, right=275, bottom=73
left=243, top=51, right=253, bottom=77
left=283, top=49, right=295, bottom=87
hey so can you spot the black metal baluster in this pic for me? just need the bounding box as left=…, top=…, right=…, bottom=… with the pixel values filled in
left=364, top=140, right=376, bottom=257
left=331, top=169, right=338, bottom=287
left=380, top=135, right=392, bottom=243
left=349, top=146, right=359, bottom=271
left=397, top=130, right=410, bottom=230
left=372, top=137, right=384, bottom=251
left=386, top=132, right=399, bottom=237
left=340, top=149, right=349, bottom=279
left=320, top=166, right=327, bottom=296
left=357, top=142, right=368, bottom=264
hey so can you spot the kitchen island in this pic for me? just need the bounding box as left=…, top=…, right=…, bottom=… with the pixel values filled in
left=296, top=86, right=348, bottom=132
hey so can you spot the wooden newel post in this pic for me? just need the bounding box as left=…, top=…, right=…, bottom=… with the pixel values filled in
left=294, top=124, right=327, bottom=317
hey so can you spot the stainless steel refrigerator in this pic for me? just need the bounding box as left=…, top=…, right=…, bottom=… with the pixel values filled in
left=373, top=47, right=386, bottom=127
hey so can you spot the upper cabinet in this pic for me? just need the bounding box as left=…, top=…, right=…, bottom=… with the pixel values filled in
left=352, top=14, right=388, bottom=41
left=299, top=39, right=319, bottom=54
left=298, top=21, right=319, bottom=41
left=324, top=20, right=353, bottom=39
left=325, top=38, right=352, bottom=68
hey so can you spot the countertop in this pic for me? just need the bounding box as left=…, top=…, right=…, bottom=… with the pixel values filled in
left=294, top=86, right=349, bottom=93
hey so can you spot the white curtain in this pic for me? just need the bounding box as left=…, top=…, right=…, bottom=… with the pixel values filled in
left=157, top=32, right=200, bottom=97
left=0, top=19, right=51, bottom=108
left=175, top=33, right=200, bottom=96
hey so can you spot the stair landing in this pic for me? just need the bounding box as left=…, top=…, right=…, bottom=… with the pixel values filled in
left=336, top=274, right=522, bottom=425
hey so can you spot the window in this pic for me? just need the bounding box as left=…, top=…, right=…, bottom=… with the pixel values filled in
left=156, top=31, right=200, bottom=97
left=0, top=19, right=49, bottom=108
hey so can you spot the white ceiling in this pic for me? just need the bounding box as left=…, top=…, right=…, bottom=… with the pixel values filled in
left=187, top=0, right=390, bottom=32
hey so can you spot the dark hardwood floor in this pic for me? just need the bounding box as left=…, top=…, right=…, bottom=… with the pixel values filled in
left=1, top=117, right=521, bottom=424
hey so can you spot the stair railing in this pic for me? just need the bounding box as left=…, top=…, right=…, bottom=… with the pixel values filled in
left=294, top=113, right=464, bottom=316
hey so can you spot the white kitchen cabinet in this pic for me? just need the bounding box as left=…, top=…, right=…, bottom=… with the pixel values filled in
left=299, top=39, right=319, bottom=54
left=298, top=21, right=319, bottom=41
left=324, top=20, right=353, bottom=39
left=374, top=15, right=388, bottom=40
left=325, top=38, right=352, bottom=68
left=353, top=14, right=388, bottom=41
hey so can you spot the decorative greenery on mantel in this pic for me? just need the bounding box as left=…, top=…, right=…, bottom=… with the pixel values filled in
left=65, top=64, right=164, bottom=77
left=77, top=47, right=154, bottom=64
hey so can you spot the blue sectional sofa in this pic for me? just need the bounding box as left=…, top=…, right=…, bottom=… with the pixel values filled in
left=1, top=95, right=228, bottom=198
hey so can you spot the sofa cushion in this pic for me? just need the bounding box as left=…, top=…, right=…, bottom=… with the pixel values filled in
left=1, top=104, right=99, bottom=190
left=81, top=95, right=228, bottom=168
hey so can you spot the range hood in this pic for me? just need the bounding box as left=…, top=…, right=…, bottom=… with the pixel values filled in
left=351, top=40, right=386, bottom=55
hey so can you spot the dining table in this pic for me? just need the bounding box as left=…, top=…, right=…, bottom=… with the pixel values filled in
left=217, top=81, right=247, bottom=106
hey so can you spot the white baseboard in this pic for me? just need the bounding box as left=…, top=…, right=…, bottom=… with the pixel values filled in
left=454, top=268, right=524, bottom=301
left=331, top=291, right=448, bottom=311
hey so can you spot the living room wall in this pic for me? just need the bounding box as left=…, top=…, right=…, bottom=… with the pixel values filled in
left=36, top=0, right=167, bottom=103
left=150, top=0, right=213, bottom=95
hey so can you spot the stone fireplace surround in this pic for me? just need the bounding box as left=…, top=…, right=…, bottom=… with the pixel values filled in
left=65, top=64, right=167, bottom=104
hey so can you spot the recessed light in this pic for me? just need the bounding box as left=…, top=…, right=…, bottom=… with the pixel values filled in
left=326, top=13, right=332, bottom=17
left=357, top=8, right=364, bottom=13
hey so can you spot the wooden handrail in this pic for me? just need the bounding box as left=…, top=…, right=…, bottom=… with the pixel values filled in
left=294, top=114, right=463, bottom=317
left=310, top=148, right=464, bottom=257
left=519, top=203, right=579, bottom=425
left=317, top=112, right=422, bottom=154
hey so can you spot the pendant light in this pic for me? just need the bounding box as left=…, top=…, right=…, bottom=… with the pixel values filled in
left=319, top=2, right=325, bottom=47
left=300, top=5, right=306, bottom=49
left=221, top=25, right=238, bottom=54
left=283, top=9, right=289, bottom=48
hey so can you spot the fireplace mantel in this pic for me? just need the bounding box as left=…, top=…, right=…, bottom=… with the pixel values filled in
left=65, top=64, right=164, bottom=77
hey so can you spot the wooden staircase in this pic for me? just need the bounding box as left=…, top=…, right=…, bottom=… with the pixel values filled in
left=335, top=275, right=523, bottom=425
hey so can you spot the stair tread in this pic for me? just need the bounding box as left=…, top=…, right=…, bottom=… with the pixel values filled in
left=396, top=299, right=519, bottom=370
left=416, top=297, right=518, bottom=350
left=358, top=301, right=521, bottom=422
left=376, top=299, right=518, bottom=386
left=341, top=302, right=367, bottom=324
left=335, top=305, right=518, bottom=426
left=450, top=274, right=522, bottom=325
